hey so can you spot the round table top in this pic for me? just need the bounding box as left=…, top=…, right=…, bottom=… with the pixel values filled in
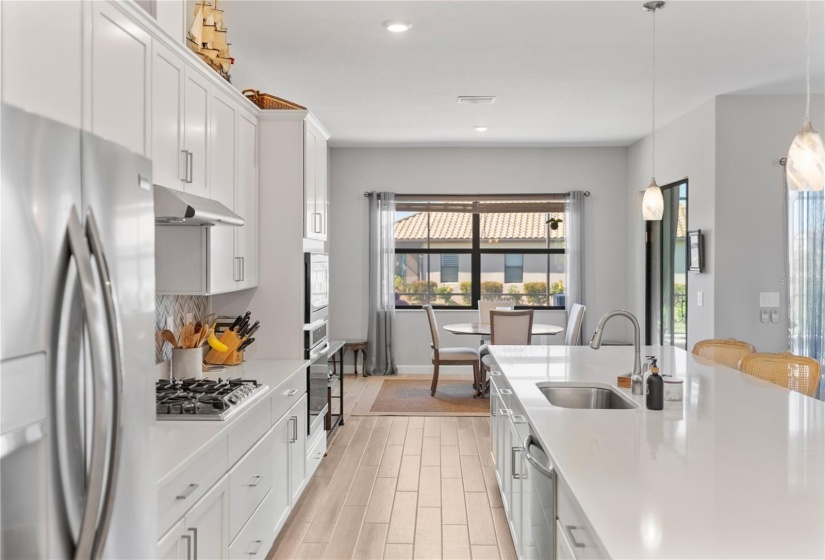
left=442, top=323, right=564, bottom=336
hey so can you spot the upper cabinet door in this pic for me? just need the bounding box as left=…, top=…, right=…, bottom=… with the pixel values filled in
left=1, top=0, right=82, bottom=128
left=316, top=135, right=328, bottom=240
left=236, top=110, right=259, bottom=288
left=304, top=123, right=318, bottom=239
left=88, top=1, right=151, bottom=156
left=208, top=89, right=238, bottom=294
left=151, top=41, right=185, bottom=190
left=183, top=67, right=210, bottom=198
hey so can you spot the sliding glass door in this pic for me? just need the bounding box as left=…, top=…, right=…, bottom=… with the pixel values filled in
left=646, top=181, right=688, bottom=348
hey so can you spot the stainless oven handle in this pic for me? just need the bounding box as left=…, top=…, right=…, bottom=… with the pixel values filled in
left=309, top=341, right=330, bottom=361
left=523, top=434, right=555, bottom=480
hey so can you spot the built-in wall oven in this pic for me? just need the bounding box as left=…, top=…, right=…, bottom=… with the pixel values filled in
left=305, top=252, right=330, bottom=437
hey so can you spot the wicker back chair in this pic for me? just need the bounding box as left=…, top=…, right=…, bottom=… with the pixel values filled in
left=738, top=352, right=821, bottom=397
left=692, top=338, right=756, bottom=369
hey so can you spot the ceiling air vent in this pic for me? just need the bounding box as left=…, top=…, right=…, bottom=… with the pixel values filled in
left=457, top=96, right=496, bottom=105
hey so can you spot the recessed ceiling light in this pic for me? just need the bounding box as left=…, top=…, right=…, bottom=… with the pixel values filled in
left=474, top=126, right=488, bottom=132
left=384, top=20, right=412, bottom=33
left=457, top=96, right=496, bottom=105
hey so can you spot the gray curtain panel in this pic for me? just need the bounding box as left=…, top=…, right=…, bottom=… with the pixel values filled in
left=787, top=189, right=825, bottom=399
left=565, top=191, right=585, bottom=343
left=365, top=192, right=398, bottom=376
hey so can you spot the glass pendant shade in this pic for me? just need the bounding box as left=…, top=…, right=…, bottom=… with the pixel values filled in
left=787, top=118, right=825, bottom=191
left=642, top=178, right=664, bottom=220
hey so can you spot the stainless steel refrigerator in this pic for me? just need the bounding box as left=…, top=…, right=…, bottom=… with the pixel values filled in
left=1, top=104, right=157, bottom=558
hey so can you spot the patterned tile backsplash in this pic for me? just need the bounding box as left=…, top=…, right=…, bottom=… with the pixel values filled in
left=155, top=294, right=210, bottom=363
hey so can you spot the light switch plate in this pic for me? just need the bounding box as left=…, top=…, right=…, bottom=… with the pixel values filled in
left=771, top=309, right=780, bottom=323
left=760, top=292, right=780, bottom=308
left=697, top=291, right=704, bottom=307
left=760, top=309, right=770, bottom=323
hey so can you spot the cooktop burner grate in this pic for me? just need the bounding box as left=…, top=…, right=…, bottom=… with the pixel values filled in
left=156, top=377, right=267, bottom=421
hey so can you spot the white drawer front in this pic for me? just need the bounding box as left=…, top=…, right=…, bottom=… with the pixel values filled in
left=228, top=488, right=276, bottom=560
left=228, top=398, right=271, bottom=467
left=305, top=427, right=326, bottom=480
left=557, top=479, right=609, bottom=560
left=229, top=428, right=274, bottom=540
left=271, top=371, right=306, bottom=425
left=158, top=435, right=228, bottom=535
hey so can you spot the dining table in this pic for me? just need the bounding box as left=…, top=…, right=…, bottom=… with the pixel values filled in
left=442, top=322, right=564, bottom=337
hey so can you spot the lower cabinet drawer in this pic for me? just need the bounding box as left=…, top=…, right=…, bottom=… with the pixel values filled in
left=271, top=371, right=306, bottom=427
left=158, top=435, right=228, bottom=536
left=557, top=479, right=609, bottom=559
left=229, top=427, right=274, bottom=541
left=305, top=427, right=326, bottom=480
left=228, top=488, right=276, bottom=560
left=228, top=398, right=271, bottom=467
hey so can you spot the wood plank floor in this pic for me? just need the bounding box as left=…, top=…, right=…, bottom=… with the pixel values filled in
left=267, top=374, right=515, bottom=560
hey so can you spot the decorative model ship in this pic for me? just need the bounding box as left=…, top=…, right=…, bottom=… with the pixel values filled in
left=187, top=0, right=232, bottom=82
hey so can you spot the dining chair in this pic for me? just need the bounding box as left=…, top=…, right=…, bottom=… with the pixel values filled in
left=479, top=300, right=514, bottom=325
left=692, top=338, right=756, bottom=369
left=481, top=310, right=535, bottom=389
left=738, top=352, right=821, bottom=397
left=564, top=303, right=586, bottom=345
left=423, top=305, right=480, bottom=397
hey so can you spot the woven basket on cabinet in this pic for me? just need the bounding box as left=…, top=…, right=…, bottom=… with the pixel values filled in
left=242, top=89, right=306, bottom=110
left=738, top=352, right=821, bottom=397
left=692, top=338, right=756, bottom=369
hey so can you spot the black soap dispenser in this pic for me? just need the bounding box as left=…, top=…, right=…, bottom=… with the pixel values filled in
left=645, top=356, right=664, bottom=411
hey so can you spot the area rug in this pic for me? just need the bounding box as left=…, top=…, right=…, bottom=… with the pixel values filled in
left=351, top=374, right=489, bottom=416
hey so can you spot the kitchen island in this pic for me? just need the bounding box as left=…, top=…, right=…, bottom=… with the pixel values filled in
left=489, top=345, right=825, bottom=559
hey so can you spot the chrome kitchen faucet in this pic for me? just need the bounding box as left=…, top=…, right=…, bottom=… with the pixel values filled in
left=589, top=310, right=645, bottom=396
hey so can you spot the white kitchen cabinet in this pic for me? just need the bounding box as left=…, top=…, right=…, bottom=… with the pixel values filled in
left=152, top=40, right=186, bottom=190
left=185, top=476, right=230, bottom=560
left=289, top=394, right=308, bottom=504
left=184, top=66, right=211, bottom=198
left=158, top=518, right=189, bottom=560
left=1, top=0, right=82, bottom=128
left=271, top=409, right=293, bottom=533
left=87, top=0, right=152, bottom=156
left=556, top=520, right=576, bottom=560
left=304, top=120, right=329, bottom=241
left=236, top=110, right=260, bottom=288
left=208, top=89, right=238, bottom=294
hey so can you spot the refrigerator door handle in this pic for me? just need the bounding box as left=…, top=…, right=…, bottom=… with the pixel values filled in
left=65, top=208, right=110, bottom=560
left=85, top=210, right=125, bottom=558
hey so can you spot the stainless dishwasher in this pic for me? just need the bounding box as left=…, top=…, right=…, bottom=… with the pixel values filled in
left=523, top=433, right=556, bottom=559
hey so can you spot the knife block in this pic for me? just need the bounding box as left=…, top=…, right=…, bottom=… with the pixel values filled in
left=224, top=350, right=244, bottom=366
left=205, top=330, right=243, bottom=365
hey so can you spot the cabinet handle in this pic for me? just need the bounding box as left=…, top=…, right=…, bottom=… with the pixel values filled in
left=511, top=447, right=524, bottom=480
left=186, top=151, right=194, bottom=183
left=512, top=414, right=526, bottom=424
left=245, top=475, right=263, bottom=487
left=285, top=389, right=299, bottom=397
left=180, top=150, right=189, bottom=182
left=499, top=389, right=513, bottom=395
left=234, top=257, right=241, bottom=282
left=565, top=525, right=587, bottom=548
left=241, top=257, right=245, bottom=281
left=181, top=533, right=192, bottom=560
left=247, top=540, right=263, bottom=555
left=290, top=416, right=299, bottom=443
left=188, top=528, right=198, bottom=560
left=176, top=483, right=199, bottom=500
left=499, top=409, right=511, bottom=417
left=490, top=371, right=502, bottom=377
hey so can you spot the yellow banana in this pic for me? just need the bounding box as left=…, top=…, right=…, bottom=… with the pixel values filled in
left=207, top=327, right=229, bottom=352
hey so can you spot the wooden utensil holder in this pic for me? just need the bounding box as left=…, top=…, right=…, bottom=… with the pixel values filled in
left=205, top=330, right=244, bottom=365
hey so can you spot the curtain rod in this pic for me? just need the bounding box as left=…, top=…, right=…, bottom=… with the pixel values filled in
left=363, top=191, right=590, bottom=198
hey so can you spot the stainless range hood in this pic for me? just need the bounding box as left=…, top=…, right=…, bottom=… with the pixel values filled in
left=154, top=184, right=244, bottom=226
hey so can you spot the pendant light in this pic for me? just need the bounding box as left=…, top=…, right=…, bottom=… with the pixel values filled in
left=786, top=0, right=825, bottom=192
left=642, top=1, right=665, bottom=220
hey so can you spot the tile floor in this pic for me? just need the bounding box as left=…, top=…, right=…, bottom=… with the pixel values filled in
left=267, top=374, right=515, bottom=560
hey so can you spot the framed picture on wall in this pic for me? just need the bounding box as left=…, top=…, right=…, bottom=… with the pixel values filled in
left=688, top=230, right=704, bottom=273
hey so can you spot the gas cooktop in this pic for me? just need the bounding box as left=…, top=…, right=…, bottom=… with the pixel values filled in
left=156, top=377, right=268, bottom=421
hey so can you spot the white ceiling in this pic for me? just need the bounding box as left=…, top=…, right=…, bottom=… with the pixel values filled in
left=227, top=1, right=825, bottom=147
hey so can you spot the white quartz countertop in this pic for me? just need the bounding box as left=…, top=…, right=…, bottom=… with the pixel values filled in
left=490, top=345, right=825, bottom=559
left=154, top=359, right=308, bottom=485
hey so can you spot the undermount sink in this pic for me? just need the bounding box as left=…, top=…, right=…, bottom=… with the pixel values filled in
left=537, top=382, right=640, bottom=410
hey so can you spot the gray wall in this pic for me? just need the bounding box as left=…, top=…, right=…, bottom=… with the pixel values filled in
left=329, top=147, right=630, bottom=370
